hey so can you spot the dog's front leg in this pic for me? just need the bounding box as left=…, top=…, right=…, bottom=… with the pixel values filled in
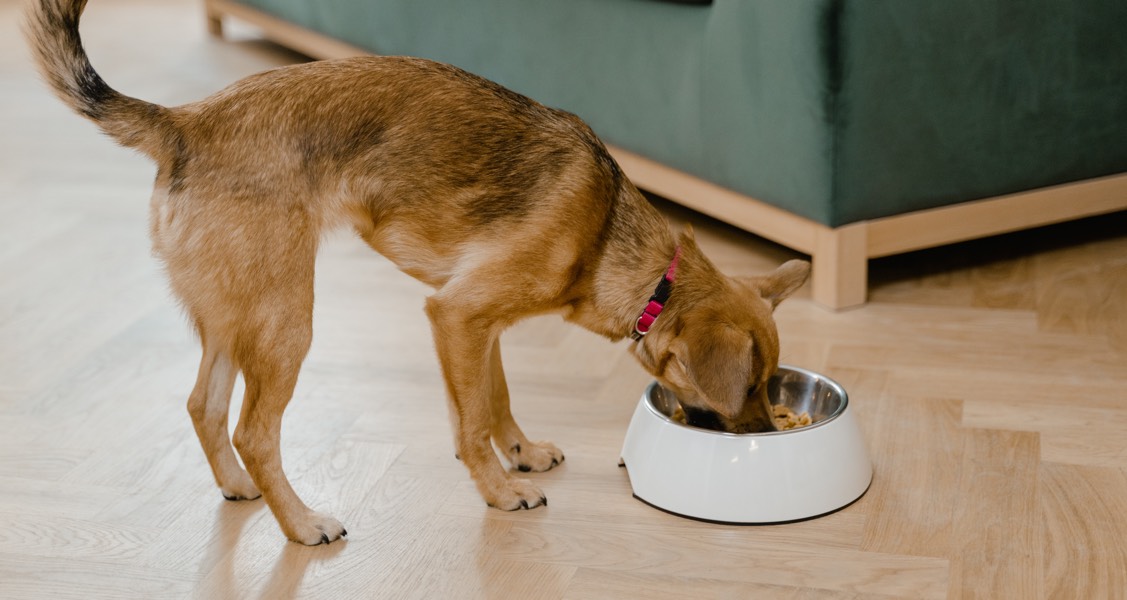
left=487, top=340, right=565, bottom=473
left=425, top=297, right=546, bottom=510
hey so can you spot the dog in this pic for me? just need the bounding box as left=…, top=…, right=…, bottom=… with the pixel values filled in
left=28, top=0, right=810, bottom=545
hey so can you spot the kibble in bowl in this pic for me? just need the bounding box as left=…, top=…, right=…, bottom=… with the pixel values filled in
left=671, top=403, right=812, bottom=431
left=772, top=404, right=812, bottom=430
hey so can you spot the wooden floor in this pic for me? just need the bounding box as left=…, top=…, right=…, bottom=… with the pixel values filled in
left=3, top=1, right=1126, bottom=598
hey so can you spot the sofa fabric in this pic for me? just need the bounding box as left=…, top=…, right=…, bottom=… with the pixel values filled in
left=833, top=0, right=1127, bottom=225
left=235, top=0, right=1127, bottom=227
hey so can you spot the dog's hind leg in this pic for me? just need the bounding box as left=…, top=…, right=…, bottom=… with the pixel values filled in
left=186, top=336, right=260, bottom=501
left=229, top=292, right=347, bottom=545
left=487, top=340, right=565, bottom=473
left=425, top=297, right=546, bottom=510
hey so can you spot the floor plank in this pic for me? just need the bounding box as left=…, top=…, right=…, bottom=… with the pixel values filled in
left=948, top=430, right=1042, bottom=600
left=1040, top=463, right=1127, bottom=600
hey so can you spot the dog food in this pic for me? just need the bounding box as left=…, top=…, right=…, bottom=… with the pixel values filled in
left=773, top=404, right=812, bottom=430
left=670, top=405, right=811, bottom=431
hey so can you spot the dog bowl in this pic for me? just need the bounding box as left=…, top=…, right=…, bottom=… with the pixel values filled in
left=619, top=365, right=871, bottom=524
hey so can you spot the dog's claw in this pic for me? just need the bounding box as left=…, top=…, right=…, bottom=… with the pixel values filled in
left=341, top=528, right=348, bottom=538
left=518, top=464, right=531, bottom=472
left=519, top=499, right=529, bottom=509
left=320, top=532, right=330, bottom=545
left=540, top=497, right=547, bottom=507
left=550, top=458, right=559, bottom=468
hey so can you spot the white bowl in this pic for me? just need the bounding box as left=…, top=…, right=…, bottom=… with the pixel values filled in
left=620, top=365, right=872, bottom=523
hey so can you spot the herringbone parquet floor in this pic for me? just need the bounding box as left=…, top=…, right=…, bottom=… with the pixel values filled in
left=2, top=1, right=1126, bottom=598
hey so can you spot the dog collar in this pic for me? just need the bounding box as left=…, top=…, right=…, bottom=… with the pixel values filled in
left=631, top=246, right=681, bottom=341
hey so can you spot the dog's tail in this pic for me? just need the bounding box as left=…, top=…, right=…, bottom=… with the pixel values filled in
left=26, top=0, right=175, bottom=160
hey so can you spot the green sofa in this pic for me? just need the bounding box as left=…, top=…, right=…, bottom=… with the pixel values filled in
left=204, top=0, right=1127, bottom=307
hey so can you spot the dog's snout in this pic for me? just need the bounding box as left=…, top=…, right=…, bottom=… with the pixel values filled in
left=681, top=406, right=725, bottom=432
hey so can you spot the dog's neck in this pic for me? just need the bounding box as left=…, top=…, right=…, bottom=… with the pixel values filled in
left=564, top=185, right=681, bottom=341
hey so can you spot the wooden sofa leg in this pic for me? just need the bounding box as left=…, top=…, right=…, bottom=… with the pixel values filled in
left=811, top=222, right=869, bottom=310
left=205, top=1, right=224, bottom=38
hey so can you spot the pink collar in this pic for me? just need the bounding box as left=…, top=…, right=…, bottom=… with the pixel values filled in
left=631, top=246, right=681, bottom=341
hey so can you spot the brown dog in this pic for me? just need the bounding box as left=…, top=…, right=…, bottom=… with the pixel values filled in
left=28, top=0, right=810, bottom=544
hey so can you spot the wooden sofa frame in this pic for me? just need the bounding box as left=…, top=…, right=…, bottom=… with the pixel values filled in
left=204, top=0, right=1127, bottom=309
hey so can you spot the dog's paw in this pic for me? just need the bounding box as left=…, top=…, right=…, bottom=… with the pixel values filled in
left=484, top=478, right=547, bottom=511
left=508, top=440, right=565, bottom=473
left=220, top=474, right=262, bottom=502
left=284, top=511, right=348, bottom=546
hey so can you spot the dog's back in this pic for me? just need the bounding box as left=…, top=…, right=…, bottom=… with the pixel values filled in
left=27, top=0, right=626, bottom=290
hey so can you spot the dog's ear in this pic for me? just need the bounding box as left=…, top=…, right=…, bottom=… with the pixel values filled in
left=745, top=259, right=811, bottom=309
left=669, top=323, right=752, bottom=419
left=679, top=223, right=696, bottom=242
left=675, top=223, right=699, bottom=257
